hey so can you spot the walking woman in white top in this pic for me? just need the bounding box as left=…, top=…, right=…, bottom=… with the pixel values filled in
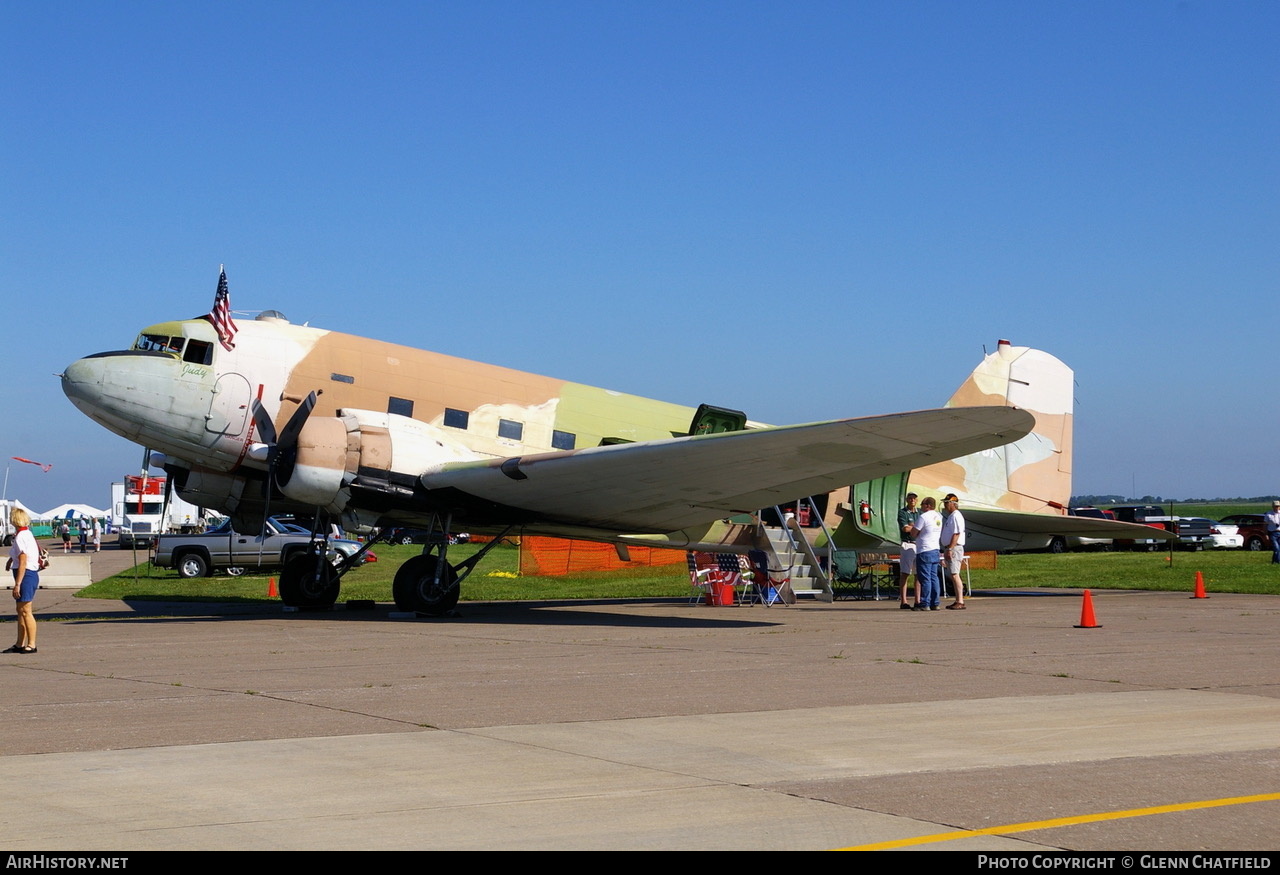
left=6, top=508, right=40, bottom=654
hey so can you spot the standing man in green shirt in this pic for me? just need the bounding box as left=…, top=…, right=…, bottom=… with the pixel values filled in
left=897, top=493, right=920, bottom=609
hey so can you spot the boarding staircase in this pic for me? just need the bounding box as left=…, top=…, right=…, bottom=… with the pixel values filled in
left=680, top=405, right=839, bottom=602
left=755, top=497, right=834, bottom=602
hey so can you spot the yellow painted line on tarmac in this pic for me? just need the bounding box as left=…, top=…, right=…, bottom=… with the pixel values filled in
left=838, top=791, right=1280, bottom=851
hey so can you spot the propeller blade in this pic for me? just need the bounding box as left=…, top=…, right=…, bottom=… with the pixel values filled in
left=274, top=391, right=317, bottom=489
left=250, top=399, right=278, bottom=447
left=277, top=391, right=317, bottom=450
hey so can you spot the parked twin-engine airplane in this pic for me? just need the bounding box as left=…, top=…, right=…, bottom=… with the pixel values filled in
left=61, top=274, right=1162, bottom=613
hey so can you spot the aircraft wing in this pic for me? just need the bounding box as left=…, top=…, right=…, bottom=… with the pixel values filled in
left=420, top=406, right=1034, bottom=533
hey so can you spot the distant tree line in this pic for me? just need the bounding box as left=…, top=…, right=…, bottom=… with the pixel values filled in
left=1071, top=494, right=1280, bottom=506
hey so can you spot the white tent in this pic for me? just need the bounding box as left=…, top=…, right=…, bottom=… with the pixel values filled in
left=38, top=503, right=108, bottom=520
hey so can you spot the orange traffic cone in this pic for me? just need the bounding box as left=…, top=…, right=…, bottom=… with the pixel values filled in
left=1191, top=570, right=1208, bottom=599
left=1075, top=589, right=1101, bottom=628
left=268, top=577, right=278, bottom=598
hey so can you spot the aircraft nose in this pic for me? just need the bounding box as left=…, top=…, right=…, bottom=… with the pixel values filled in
left=61, top=356, right=105, bottom=407
left=62, top=350, right=213, bottom=450
left=60, top=353, right=149, bottom=441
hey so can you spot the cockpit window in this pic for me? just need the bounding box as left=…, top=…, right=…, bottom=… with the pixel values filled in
left=135, top=333, right=179, bottom=354
left=133, top=333, right=214, bottom=365
left=183, top=340, right=213, bottom=365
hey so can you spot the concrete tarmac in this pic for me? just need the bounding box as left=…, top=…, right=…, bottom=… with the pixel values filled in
left=2, top=548, right=1278, bottom=850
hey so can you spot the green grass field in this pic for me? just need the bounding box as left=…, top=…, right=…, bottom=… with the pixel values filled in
left=78, top=539, right=1280, bottom=604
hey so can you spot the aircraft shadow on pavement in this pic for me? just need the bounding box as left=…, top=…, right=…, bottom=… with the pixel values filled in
left=42, top=596, right=785, bottom=630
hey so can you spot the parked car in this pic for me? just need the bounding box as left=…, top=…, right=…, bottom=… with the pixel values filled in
left=1058, top=507, right=1115, bottom=552
left=384, top=527, right=470, bottom=546
left=1218, top=514, right=1270, bottom=551
left=1103, top=505, right=1167, bottom=551
left=277, top=523, right=376, bottom=568
left=1104, top=505, right=1213, bottom=551
left=155, top=516, right=373, bottom=578
left=1166, top=516, right=1214, bottom=551
left=1192, top=519, right=1244, bottom=550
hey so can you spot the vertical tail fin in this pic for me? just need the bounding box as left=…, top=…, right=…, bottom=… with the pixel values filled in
left=909, top=339, right=1073, bottom=512
left=833, top=340, right=1074, bottom=548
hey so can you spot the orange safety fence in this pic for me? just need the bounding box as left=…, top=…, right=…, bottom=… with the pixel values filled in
left=519, top=536, right=687, bottom=577
left=966, top=550, right=997, bottom=570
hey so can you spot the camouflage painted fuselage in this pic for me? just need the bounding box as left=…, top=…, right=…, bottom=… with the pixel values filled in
left=63, top=313, right=703, bottom=532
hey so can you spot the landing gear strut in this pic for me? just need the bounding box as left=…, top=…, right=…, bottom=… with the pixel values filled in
left=280, top=552, right=340, bottom=609
left=391, top=514, right=513, bottom=616
left=393, top=554, right=459, bottom=615
left=276, top=510, right=377, bottom=610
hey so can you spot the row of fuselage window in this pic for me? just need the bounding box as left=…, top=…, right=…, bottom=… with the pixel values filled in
left=130, top=340, right=581, bottom=451
left=386, top=395, right=576, bottom=451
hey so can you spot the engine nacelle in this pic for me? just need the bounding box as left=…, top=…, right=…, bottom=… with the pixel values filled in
left=271, top=408, right=486, bottom=515
left=169, top=464, right=272, bottom=532
left=278, top=415, right=361, bottom=512
left=171, top=466, right=251, bottom=516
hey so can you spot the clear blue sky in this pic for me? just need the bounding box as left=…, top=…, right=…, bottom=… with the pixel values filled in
left=3, top=0, right=1276, bottom=512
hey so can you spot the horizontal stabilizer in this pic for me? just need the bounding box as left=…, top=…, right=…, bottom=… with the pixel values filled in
left=420, top=406, right=1034, bottom=533
left=965, top=507, right=1177, bottom=551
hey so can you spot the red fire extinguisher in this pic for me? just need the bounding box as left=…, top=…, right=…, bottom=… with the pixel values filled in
left=859, top=500, right=872, bottom=524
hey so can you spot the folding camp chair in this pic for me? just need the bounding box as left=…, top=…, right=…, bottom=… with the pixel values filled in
left=686, top=552, right=715, bottom=604
left=746, top=549, right=793, bottom=606
left=829, top=549, right=866, bottom=600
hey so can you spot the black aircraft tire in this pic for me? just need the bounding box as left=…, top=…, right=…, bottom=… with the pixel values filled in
left=393, top=555, right=460, bottom=616
left=279, top=554, right=340, bottom=609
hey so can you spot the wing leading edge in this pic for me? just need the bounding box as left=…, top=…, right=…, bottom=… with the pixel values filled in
left=420, top=406, right=1035, bottom=533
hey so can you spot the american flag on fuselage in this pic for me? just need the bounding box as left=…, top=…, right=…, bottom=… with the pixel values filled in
left=207, top=266, right=238, bottom=350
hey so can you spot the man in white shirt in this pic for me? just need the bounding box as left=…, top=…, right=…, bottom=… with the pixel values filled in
left=941, top=494, right=967, bottom=609
left=909, top=497, right=943, bottom=611
left=1265, top=501, right=1280, bottom=565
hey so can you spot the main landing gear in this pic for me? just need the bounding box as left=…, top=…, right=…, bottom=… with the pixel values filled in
left=276, top=511, right=376, bottom=610
left=393, top=554, right=459, bottom=616
left=392, top=514, right=513, bottom=616
left=279, top=552, right=341, bottom=609
left=274, top=509, right=512, bottom=616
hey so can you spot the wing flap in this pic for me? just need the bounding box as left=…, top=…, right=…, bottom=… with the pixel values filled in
left=420, top=406, right=1034, bottom=532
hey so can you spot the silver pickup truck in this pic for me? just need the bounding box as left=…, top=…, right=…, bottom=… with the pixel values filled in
left=153, top=517, right=370, bottom=578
